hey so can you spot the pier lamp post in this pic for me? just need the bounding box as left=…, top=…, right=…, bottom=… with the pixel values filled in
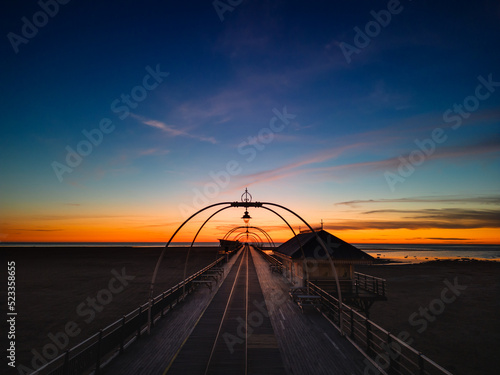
left=241, top=188, right=252, bottom=242
left=241, top=210, right=251, bottom=224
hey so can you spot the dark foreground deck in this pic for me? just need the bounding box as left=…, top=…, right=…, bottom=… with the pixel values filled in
left=103, top=246, right=368, bottom=375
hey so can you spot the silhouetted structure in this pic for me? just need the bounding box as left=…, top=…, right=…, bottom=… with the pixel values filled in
left=218, top=238, right=240, bottom=252
left=273, top=229, right=386, bottom=316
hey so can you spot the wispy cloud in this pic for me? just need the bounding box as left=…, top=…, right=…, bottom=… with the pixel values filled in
left=365, top=208, right=500, bottom=221
left=425, top=237, right=471, bottom=241
left=336, top=195, right=500, bottom=207
left=228, top=135, right=499, bottom=188
left=132, top=114, right=217, bottom=144
left=139, top=148, right=170, bottom=156
left=324, top=208, right=500, bottom=230
left=17, top=229, right=63, bottom=232
left=232, top=142, right=368, bottom=187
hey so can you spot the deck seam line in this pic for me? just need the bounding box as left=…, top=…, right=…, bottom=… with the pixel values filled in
left=204, top=247, right=247, bottom=374
left=245, top=246, right=249, bottom=375
left=162, top=249, right=244, bottom=375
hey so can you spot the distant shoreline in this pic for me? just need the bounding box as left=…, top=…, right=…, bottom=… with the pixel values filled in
left=1, top=242, right=498, bottom=247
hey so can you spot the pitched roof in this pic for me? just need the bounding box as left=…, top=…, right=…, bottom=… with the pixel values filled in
left=275, top=229, right=374, bottom=262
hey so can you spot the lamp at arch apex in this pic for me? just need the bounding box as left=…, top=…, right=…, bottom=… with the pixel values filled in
left=241, top=210, right=251, bottom=224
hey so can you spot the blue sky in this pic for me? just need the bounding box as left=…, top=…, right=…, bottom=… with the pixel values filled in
left=1, top=0, right=499, bottom=243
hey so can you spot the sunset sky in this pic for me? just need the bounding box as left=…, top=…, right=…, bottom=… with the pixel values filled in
left=1, top=1, right=499, bottom=244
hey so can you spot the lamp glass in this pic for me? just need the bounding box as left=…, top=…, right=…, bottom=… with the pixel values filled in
left=242, top=211, right=251, bottom=224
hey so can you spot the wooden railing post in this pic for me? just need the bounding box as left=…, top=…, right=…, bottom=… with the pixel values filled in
left=120, top=316, right=126, bottom=354
left=350, top=309, right=355, bottom=338
left=95, top=330, right=103, bottom=375
left=63, top=350, right=69, bottom=375
left=137, top=306, right=142, bottom=337
left=365, top=319, right=373, bottom=355
left=387, top=333, right=393, bottom=373
left=338, top=303, right=342, bottom=327
left=161, top=292, right=166, bottom=318
left=419, top=352, right=425, bottom=375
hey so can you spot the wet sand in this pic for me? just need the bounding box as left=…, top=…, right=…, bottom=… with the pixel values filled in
left=357, top=260, right=500, bottom=375
left=1, top=246, right=220, bottom=373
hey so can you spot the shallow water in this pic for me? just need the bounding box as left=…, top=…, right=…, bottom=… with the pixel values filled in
left=355, top=244, right=500, bottom=263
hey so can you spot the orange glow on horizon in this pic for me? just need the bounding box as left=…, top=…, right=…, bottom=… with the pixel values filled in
left=2, top=200, right=499, bottom=245
left=3, top=225, right=499, bottom=245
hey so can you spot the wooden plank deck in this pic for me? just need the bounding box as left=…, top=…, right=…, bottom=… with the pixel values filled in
left=101, top=250, right=244, bottom=375
left=249, top=247, right=367, bottom=375
left=246, top=248, right=286, bottom=374
left=103, top=247, right=370, bottom=374
left=168, top=246, right=286, bottom=374
left=167, top=246, right=248, bottom=374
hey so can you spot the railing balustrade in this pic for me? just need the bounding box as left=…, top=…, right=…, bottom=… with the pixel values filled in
left=308, top=281, right=453, bottom=375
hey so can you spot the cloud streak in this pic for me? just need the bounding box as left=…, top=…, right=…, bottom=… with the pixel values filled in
left=324, top=208, right=500, bottom=230
left=133, top=114, right=217, bottom=144
left=236, top=135, right=500, bottom=186
left=336, top=195, right=500, bottom=207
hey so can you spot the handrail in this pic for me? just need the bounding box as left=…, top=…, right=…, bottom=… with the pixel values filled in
left=254, top=246, right=283, bottom=267
left=354, top=271, right=386, bottom=282
left=31, top=252, right=233, bottom=375
left=308, top=281, right=453, bottom=375
left=354, top=271, right=386, bottom=297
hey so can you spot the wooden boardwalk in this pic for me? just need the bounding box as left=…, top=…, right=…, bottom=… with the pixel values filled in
left=250, top=247, right=366, bottom=375
left=101, top=250, right=244, bottom=375
left=103, top=246, right=369, bottom=375
left=167, top=246, right=286, bottom=374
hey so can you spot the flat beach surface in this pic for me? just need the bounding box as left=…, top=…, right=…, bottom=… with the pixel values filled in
left=357, top=260, right=500, bottom=375
left=2, top=248, right=499, bottom=375
left=1, top=246, right=220, bottom=373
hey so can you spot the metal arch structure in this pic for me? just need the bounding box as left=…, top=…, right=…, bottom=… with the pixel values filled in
left=234, top=232, right=263, bottom=246
left=234, top=230, right=263, bottom=245
left=233, top=231, right=263, bottom=243
left=147, top=189, right=344, bottom=334
left=181, top=205, right=234, bottom=296
left=223, top=225, right=276, bottom=248
left=223, top=226, right=272, bottom=244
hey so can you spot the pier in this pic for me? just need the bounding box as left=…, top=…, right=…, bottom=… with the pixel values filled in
left=102, top=245, right=366, bottom=374
left=31, top=190, right=454, bottom=375
left=32, top=244, right=454, bottom=375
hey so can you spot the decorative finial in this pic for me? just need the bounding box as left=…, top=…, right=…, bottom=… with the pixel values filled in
left=241, top=188, right=252, bottom=203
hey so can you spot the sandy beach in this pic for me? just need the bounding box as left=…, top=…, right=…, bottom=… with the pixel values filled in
left=2, top=247, right=499, bottom=375
left=357, top=260, right=500, bottom=375
left=1, top=246, right=220, bottom=372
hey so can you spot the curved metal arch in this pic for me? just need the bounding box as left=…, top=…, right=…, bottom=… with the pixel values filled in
left=181, top=205, right=234, bottom=295
left=236, top=237, right=262, bottom=249
left=259, top=206, right=307, bottom=282
left=147, top=198, right=344, bottom=334
left=223, top=226, right=274, bottom=245
left=260, top=202, right=344, bottom=333
left=148, top=201, right=233, bottom=332
left=234, top=231, right=264, bottom=247
left=223, top=225, right=276, bottom=248
left=234, top=231, right=263, bottom=243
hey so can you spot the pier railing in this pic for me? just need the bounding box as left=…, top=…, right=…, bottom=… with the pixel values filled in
left=308, top=281, right=453, bottom=375
left=354, top=271, right=386, bottom=297
left=254, top=246, right=283, bottom=273
left=31, top=249, right=240, bottom=375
